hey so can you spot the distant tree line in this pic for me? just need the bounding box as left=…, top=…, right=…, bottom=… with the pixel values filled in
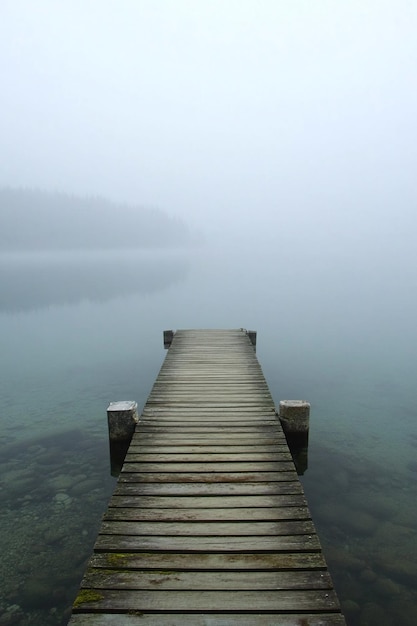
left=0, top=188, right=192, bottom=251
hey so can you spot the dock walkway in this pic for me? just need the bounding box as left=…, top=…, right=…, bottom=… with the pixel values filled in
left=69, top=329, right=346, bottom=625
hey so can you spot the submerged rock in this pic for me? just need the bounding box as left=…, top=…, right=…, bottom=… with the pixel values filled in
left=49, top=474, right=76, bottom=491
left=348, top=491, right=397, bottom=521
left=323, top=545, right=365, bottom=572
left=20, top=578, right=54, bottom=610
left=0, top=605, right=24, bottom=626
left=53, top=492, right=72, bottom=508
left=43, top=527, right=68, bottom=545
left=359, top=568, right=378, bottom=583
left=342, top=510, right=378, bottom=536
left=375, top=554, right=417, bottom=586
left=359, top=602, right=394, bottom=626
left=70, top=478, right=101, bottom=496
left=341, top=599, right=360, bottom=618
left=373, top=577, right=401, bottom=597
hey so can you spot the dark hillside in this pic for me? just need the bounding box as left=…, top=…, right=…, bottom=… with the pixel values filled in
left=0, top=188, right=191, bottom=251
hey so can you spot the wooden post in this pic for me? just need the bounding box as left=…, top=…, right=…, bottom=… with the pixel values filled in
left=163, top=329, right=174, bottom=349
left=108, top=440, right=131, bottom=477
left=279, top=400, right=310, bottom=445
left=107, top=401, right=138, bottom=443
left=247, top=330, right=257, bottom=351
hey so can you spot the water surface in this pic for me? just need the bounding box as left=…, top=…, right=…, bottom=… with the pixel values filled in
left=0, top=245, right=416, bottom=625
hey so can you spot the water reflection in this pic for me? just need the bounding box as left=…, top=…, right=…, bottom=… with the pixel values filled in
left=0, top=250, right=189, bottom=313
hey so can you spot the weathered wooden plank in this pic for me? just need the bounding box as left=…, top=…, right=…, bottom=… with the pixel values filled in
left=155, top=371, right=267, bottom=379
left=148, top=394, right=269, bottom=398
left=163, top=360, right=258, bottom=364
left=146, top=402, right=275, bottom=407
left=148, top=379, right=272, bottom=385
left=103, top=506, right=311, bottom=522
left=72, top=589, right=339, bottom=612
left=159, top=356, right=261, bottom=361
left=146, top=401, right=273, bottom=405
left=168, top=356, right=259, bottom=360
left=128, top=443, right=288, bottom=451
left=126, top=445, right=290, bottom=455
left=162, top=361, right=263, bottom=366
left=146, top=382, right=268, bottom=388
left=149, top=387, right=272, bottom=393
left=140, top=422, right=281, bottom=428
left=141, top=410, right=276, bottom=416
left=150, top=392, right=268, bottom=395
left=81, top=569, right=333, bottom=591
left=164, top=350, right=257, bottom=354
left=153, top=367, right=267, bottom=372
left=130, top=437, right=287, bottom=445
left=113, top=482, right=304, bottom=496
left=121, top=462, right=295, bottom=472
left=136, top=422, right=278, bottom=428
left=159, top=354, right=261, bottom=357
left=133, top=429, right=284, bottom=436
left=142, top=408, right=278, bottom=415
left=69, top=614, right=347, bottom=625
left=138, top=419, right=278, bottom=426
left=129, top=433, right=289, bottom=446
left=89, top=551, right=327, bottom=570
left=146, top=381, right=270, bottom=386
left=132, top=435, right=288, bottom=454
left=154, top=364, right=268, bottom=368
left=94, top=534, right=322, bottom=552
left=148, top=383, right=271, bottom=389
left=118, top=471, right=299, bottom=483
left=148, top=388, right=273, bottom=393
left=135, top=431, right=283, bottom=438
left=156, top=368, right=265, bottom=372
left=157, top=365, right=263, bottom=368
left=140, top=409, right=277, bottom=416
left=163, top=351, right=259, bottom=356
left=99, top=520, right=316, bottom=537
left=124, top=452, right=293, bottom=461
left=152, top=371, right=268, bottom=377
left=161, top=357, right=260, bottom=360
left=107, top=494, right=308, bottom=509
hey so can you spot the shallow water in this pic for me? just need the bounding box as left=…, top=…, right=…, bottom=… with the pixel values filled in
left=0, top=246, right=416, bottom=625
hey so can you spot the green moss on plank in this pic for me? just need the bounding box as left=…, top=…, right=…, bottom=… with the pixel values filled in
left=105, top=553, right=130, bottom=566
left=73, top=589, right=104, bottom=608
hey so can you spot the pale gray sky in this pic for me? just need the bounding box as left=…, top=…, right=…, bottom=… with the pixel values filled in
left=1, top=0, right=416, bottom=245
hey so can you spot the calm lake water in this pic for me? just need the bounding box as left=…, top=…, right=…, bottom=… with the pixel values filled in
left=0, top=243, right=416, bottom=625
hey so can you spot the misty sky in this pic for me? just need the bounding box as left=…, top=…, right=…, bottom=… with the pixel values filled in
left=1, top=1, right=416, bottom=250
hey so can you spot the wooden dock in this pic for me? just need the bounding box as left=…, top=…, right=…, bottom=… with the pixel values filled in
left=69, top=329, right=346, bottom=625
